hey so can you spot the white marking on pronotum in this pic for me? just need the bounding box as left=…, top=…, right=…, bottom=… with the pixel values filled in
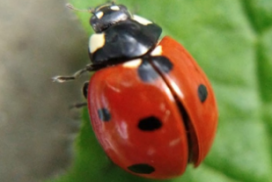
left=110, top=5, right=120, bottom=11
left=89, top=33, right=105, bottom=53
left=133, top=15, right=152, bottom=25
left=123, top=59, right=142, bottom=68
left=96, top=11, right=104, bottom=19
left=151, top=45, right=162, bottom=56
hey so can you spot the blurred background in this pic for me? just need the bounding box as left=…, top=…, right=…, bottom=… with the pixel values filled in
left=0, top=1, right=90, bottom=181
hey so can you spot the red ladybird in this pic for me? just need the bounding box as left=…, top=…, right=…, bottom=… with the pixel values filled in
left=54, top=2, right=218, bottom=179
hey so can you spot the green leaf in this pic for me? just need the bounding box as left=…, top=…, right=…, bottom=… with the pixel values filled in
left=49, top=0, right=272, bottom=181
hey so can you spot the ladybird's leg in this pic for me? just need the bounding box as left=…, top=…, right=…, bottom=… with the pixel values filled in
left=69, top=81, right=89, bottom=109
left=52, top=64, right=102, bottom=83
left=52, top=67, right=89, bottom=83
left=69, top=102, right=87, bottom=109
left=82, top=81, right=89, bottom=99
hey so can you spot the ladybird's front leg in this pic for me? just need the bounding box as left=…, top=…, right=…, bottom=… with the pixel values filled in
left=52, top=63, right=102, bottom=83
left=52, top=67, right=89, bottom=83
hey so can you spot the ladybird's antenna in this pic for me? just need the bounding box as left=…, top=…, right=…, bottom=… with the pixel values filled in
left=66, top=3, right=94, bottom=14
left=107, top=0, right=116, bottom=4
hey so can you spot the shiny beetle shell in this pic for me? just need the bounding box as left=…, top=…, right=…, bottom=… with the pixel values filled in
left=83, top=2, right=218, bottom=180
left=87, top=36, right=217, bottom=179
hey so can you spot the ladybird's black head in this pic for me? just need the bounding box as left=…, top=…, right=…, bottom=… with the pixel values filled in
left=90, top=2, right=131, bottom=33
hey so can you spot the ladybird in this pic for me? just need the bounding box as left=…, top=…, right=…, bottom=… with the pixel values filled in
left=54, top=2, right=218, bottom=179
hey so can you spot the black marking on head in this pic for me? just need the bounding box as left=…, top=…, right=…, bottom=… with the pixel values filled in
left=98, top=108, right=111, bottom=121
left=82, top=82, right=89, bottom=99
left=151, top=56, right=173, bottom=74
left=198, top=84, right=208, bottom=103
left=128, top=164, right=155, bottom=174
left=138, top=116, right=162, bottom=131
left=137, top=59, right=160, bottom=82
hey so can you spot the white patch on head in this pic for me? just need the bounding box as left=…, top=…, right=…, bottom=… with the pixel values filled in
left=89, top=33, right=105, bottom=53
left=123, top=59, right=142, bottom=68
left=110, top=5, right=120, bottom=11
left=133, top=15, right=152, bottom=25
left=96, top=11, right=104, bottom=19
left=151, top=45, right=162, bottom=56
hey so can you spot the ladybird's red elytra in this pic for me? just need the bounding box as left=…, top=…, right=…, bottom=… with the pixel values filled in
left=88, top=60, right=189, bottom=178
left=155, top=37, right=218, bottom=166
left=54, top=2, right=218, bottom=179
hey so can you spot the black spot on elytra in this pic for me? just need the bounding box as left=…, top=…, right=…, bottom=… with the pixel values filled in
left=82, top=82, right=89, bottom=99
left=128, top=164, right=155, bottom=174
left=198, top=84, right=208, bottom=103
left=151, top=56, right=173, bottom=74
left=138, top=59, right=159, bottom=82
left=98, top=108, right=111, bottom=121
left=138, top=116, right=162, bottom=131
